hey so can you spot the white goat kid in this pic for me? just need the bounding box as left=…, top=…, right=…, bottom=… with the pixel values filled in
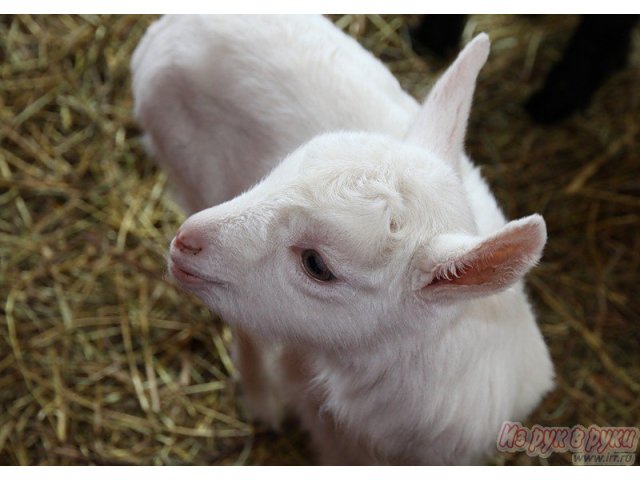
left=132, top=15, right=554, bottom=465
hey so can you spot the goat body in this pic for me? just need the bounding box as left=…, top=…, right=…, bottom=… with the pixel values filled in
left=132, top=15, right=554, bottom=465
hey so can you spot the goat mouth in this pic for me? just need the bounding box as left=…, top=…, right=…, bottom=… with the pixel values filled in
left=169, top=260, right=225, bottom=287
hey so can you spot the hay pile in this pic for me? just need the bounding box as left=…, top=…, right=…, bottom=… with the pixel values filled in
left=1, top=14, right=638, bottom=465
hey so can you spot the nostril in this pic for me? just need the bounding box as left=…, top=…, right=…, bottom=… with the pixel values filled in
left=175, top=229, right=203, bottom=255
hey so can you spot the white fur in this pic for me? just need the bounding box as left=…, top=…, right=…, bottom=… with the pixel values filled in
left=132, top=15, right=554, bottom=465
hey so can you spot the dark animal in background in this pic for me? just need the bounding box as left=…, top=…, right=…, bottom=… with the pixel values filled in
left=409, top=14, right=467, bottom=58
left=410, top=15, right=640, bottom=124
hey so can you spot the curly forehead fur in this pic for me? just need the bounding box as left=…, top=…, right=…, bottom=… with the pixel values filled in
left=267, top=132, right=477, bottom=261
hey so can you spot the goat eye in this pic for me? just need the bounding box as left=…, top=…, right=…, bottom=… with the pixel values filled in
left=301, top=249, right=335, bottom=282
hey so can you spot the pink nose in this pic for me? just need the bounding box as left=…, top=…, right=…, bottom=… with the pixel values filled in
left=174, top=228, right=203, bottom=255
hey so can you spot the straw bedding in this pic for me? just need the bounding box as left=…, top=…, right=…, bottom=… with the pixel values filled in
left=0, top=14, right=638, bottom=465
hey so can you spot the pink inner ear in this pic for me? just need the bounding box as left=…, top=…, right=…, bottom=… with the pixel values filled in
left=427, top=215, right=546, bottom=293
left=433, top=241, right=528, bottom=288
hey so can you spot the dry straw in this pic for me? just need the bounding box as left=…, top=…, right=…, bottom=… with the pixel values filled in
left=0, top=14, right=638, bottom=465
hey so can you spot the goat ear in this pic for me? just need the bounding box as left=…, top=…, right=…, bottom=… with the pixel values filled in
left=405, top=33, right=490, bottom=172
left=412, top=215, right=546, bottom=301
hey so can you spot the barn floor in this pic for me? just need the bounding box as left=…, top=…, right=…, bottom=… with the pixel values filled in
left=0, top=14, right=638, bottom=465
